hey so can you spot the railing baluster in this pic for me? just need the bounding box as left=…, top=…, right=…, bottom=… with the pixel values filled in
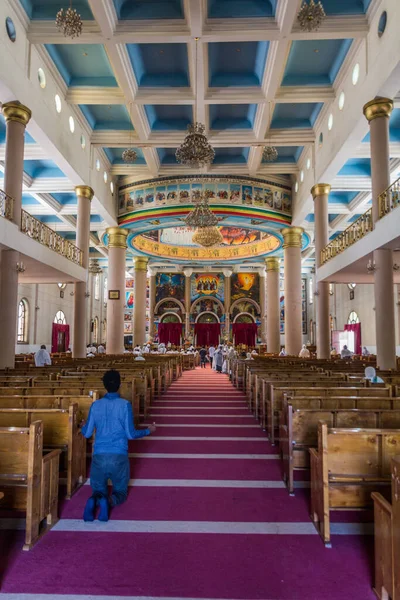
left=320, top=208, right=373, bottom=266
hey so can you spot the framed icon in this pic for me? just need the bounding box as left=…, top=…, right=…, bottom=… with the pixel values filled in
left=109, top=290, right=120, bottom=300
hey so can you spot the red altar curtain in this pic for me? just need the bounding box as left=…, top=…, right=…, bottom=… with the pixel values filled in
left=51, top=323, right=70, bottom=353
left=344, top=323, right=362, bottom=355
left=194, top=323, right=221, bottom=347
left=232, top=323, right=258, bottom=346
left=158, top=322, right=183, bottom=346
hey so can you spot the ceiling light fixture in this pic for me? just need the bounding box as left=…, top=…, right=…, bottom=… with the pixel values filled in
left=88, top=259, right=103, bottom=274
left=192, top=226, right=223, bottom=248
left=185, top=191, right=219, bottom=229
left=297, top=0, right=326, bottom=32
left=176, top=38, right=215, bottom=168
left=263, top=102, right=278, bottom=162
left=122, top=102, right=138, bottom=164
left=55, top=1, right=83, bottom=39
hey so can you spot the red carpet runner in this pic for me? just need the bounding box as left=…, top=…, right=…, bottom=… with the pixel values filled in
left=0, top=367, right=375, bottom=599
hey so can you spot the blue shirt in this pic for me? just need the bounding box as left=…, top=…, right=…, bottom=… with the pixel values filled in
left=81, top=392, right=150, bottom=455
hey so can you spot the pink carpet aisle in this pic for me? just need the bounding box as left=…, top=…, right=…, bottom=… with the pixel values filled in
left=0, top=367, right=376, bottom=600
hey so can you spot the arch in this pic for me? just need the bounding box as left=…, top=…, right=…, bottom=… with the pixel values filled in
left=190, top=295, right=225, bottom=315
left=155, top=297, right=186, bottom=315
left=195, top=311, right=220, bottom=324
left=348, top=311, right=360, bottom=324
left=54, top=310, right=66, bottom=325
left=17, top=298, right=29, bottom=343
left=230, top=297, right=261, bottom=316
left=160, top=312, right=182, bottom=323
left=233, top=312, right=256, bottom=324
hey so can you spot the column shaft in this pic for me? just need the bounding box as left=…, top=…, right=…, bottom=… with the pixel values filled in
left=259, top=272, right=267, bottom=344
left=184, top=274, right=191, bottom=339
left=282, top=228, right=303, bottom=355
left=224, top=274, right=231, bottom=340
left=133, top=257, right=148, bottom=346
left=106, top=228, right=128, bottom=354
left=266, top=258, right=280, bottom=353
left=0, top=250, right=20, bottom=367
left=148, top=274, right=156, bottom=340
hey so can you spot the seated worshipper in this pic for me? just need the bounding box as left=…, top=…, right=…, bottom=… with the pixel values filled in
left=251, top=349, right=258, bottom=356
left=66, top=347, right=72, bottom=355
left=134, top=352, right=145, bottom=361
left=214, top=346, right=224, bottom=373
left=365, top=366, right=384, bottom=384
left=299, top=344, right=310, bottom=358
left=246, top=352, right=254, bottom=361
left=362, top=346, right=370, bottom=356
left=279, top=347, right=286, bottom=356
left=158, top=343, right=167, bottom=354
left=199, top=346, right=208, bottom=368
left=97, top=343, right=105, bottom=354
left=81, top=370, right=156, bottom=521
left=330, top=347, right=338, bottom=357
left=142, top=344, right=151, bottom=354
left=340, top=344, right=353, bottom=359
left=88, top=344, right=97, bottom=354
left=35, top=345, right=52, bottom=367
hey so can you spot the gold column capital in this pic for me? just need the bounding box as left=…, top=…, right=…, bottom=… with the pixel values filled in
left=281, top=227, right=304, bottom=249
left=2, top=101, right=32, bottom=126
left=75, top=185, right=94, bottom=201
left=363, top=97, right=393, bottom=122
left=134, top=256, right=149, bottom=271
left=311, top=183, right=331, bottom=199
left=107, top=227, right=128, bottom=249
left=265, top=257, right=280, bottom=272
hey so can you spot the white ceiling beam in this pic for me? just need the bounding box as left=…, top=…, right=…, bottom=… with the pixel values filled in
left=27, top=21, right=103, bottom=44
left=276, top=86, right=335, bottom=103
left=66, top=87, right=125, bottom=105
left=0, top=144, right=49, bottom=160
left=135, top=88, right=194, bottom=105
left=291, top=16, right=369, bottom=40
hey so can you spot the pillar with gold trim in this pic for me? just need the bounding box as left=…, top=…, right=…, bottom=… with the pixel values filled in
left=259, top=267, right=267, bottom=344
left=312, top=183, right=331, bottom=359
left=133, top=256, right=149, bottom=347
left=265, top=257, right=280, bottom=353
left=148, top=267, right=156, bottom=341
left=364, top=98, right=396, bottom=369
left=223, top=269, right=232, bottom=341
left=106, top=228, right=128, bottom=354
left=183, top=268, right=193, bottom=341
left=281, top=227, right=303, bottom=356
left=0, top=102, right=31, bottom=368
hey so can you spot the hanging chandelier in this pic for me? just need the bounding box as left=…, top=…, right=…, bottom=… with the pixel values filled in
left=55, top=1, right=83, bottom=39
left=176, top=38, right=215, bottom=168
left=192, top=226, right=223, bottom=248
left=88, top=259, right=102, bottom=274
left=297, top=0, right=326, bottom=32
left=263, top=146, right=278, bottom=162
left=123, top=103, right=138, bottom=164
left=185, top=192, right=219, bottom=228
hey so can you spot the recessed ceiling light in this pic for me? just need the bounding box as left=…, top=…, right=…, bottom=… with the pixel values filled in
left=96, top=159, right=100, bottom=171
left=352, top=63, right=360, bottom=85
left=338, top=91, right=345, bottom=110
left=300, top=170, right=304, bottom=183
left=295, top=181, right=299, bottom=193
left=55, top=94, right=62, bottom=113
left=69, top=116, right=75, bottom=133
left=328, top=113, right=333, bottom=131
left=306, top=158, right=311, bottom=170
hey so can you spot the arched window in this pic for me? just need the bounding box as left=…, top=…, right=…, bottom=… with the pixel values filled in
left=94, top=274, right=100, bottom=301
left=54, top=310, right=66, bottom=325
left=309, top=278, right=313, bottom=304
left=93, top=316, right=99, bottom=344
left=103, top=277, right=108, bottom=304
left=348, top=311, right=360, bottom=324
left=102, top=318, right=107, bottom=343
left=17, top=299, right=29, bottom=343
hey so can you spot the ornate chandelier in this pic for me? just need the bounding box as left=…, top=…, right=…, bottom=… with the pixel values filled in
left=123, top=103, right=138, bottom=164
left=55, top=2, right=83, bottom=39
left=263, top=146, right=278, bottom=162
left=185, top=192, right=219, bottom=228
left=192, top=226, right=223, bottom=248
left=88, top=259, right=102, bottom=274
left=176, top=38, right=215, bottom=168
left=297, top=0, right=326, bottom=32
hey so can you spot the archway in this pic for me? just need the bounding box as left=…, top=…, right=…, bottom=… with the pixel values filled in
left=196, top=312, right=220, bottom=324
left=160, top=312, right=182, bottom=323
left=233, top=312, right=255, bottom=324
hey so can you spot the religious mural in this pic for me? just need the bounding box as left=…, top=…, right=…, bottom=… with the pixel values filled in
left=231, top=300, right=259, bottom=321
left=155, top=273, right=185, bottom=304
left=191, top=298, right=224, bottom=321
left=231, top=273, right=260, bottom=304
left=191, top=273, right=224, bottom=302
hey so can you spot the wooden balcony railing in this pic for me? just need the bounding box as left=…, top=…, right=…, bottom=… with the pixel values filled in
left=320, top=208, right=373, bottom=266
left=0, top=190, right=14, bottom=221
left=379, top=177, right=400, bottom=218
left=21, top=210, right=83, bottom=266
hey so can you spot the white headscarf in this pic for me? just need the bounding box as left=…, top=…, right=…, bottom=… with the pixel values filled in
left=365, top=366, right=376, bottom=380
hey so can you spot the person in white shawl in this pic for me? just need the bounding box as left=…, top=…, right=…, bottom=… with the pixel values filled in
left=214, top=346, right=224, bottom=373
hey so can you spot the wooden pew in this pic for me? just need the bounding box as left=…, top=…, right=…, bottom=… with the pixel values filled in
left=372, top=456, right=400, bottom=599
left=0, top=421, right=61, bottom=550
left=0, top=404, right=86, bottom=499
left=310, top=423, right=400, bottom=546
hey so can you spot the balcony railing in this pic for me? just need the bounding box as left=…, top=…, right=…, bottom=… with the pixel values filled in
left=379, top=177, right=400, bottom=218
left=0, top=190, right=14, bottom=221
left=321, top=208, right=373, bottom=266
left=21, top=210, right=83, bottom=266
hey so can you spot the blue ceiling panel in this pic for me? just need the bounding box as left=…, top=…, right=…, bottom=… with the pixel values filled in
left=157, top=148, right=179, bottom=165
left=22, top=194, right=41, bottom=206
left=127, top=43, right=189, bottom=87
left=23, top=160, right=65, bottom=179
left=51, top=193, right=77, bottom=206
left=20, top=0, right=94, bottom=20
left=328, top=191, right=359, bottom=204
left=112, top=0, right=184, bottom=19
left=262, top=146, right=304, bottom=163
left=90, top=215, right=104, bottom=223
left=348, top=214, right=363, bottom=222
left=209, top=104, right=257, bottom=130
left=329, top=231, right=342, bottom=241
left=0, top=115, right=36, bottom=144
left=33, top=215, right=63, bottom=224
left=328, top=214, right=340, bottom=223
left=104, top=147, right=146, bottom=165
left=79, top=105, right=133, bottom=130
left=322, top=0, right=372, bottom=15
left=45, top=44, right=117, bottom=87
left=305, top=214, right=315, bottom=223
left=271, top=103, right=323, bottom=129
left=282, top=39, right=352, bottom=86
left=338, top=158, right=371, bottom=177
left=364, top=108, right=400, bottom=142
left=145, top=105, right=193, bottom=130
left=208, top=0, right=276, bottom=18
left=214, top=147, right=250, bottom=164
left=208, top=42, right=269, bottom=87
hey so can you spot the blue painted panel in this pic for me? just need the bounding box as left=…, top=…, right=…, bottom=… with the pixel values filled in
left=262, top=145, right=304, bottom=163
left=213, top=147, right=249, bottom=164
left=305, top=214, right=315, bottom=223
left=338, top=158, right=371, bottom=177
left=348, top=214, right=363, bottom=223
left=328, top=192, right=359, bottom=204
left=209, top=104, right=257, bottom=130
left=208, top=42, right=269, bottom=87
left=20, top=0, right=94, bottom=20
left=208, top=0, right=276, bottom=18
left=22, top=194, right=41, bottom=206
left=79, top=105, right=133, bottom=130
left=33, top=215, right=63, bottom=223
left=23, top=159, right=65, bottom=179
left=113, top=0, right=184, bottom=19
left=0, top=115, right=36, bottom=144
left=144, top=105, right=193, bottom=130
left=51, top=193, right=77, bottom=206
left=90, top=215, right=104, bottom=223
left=321, top=0, right=372, bottom=15
left=157, top=148, right=179, bottom=164
left=104, top=147, right=146, bottom=165
left=282, top=39, right=352, bottom=86
left=329, top=231, right=342, bottom=241
left=271, top=103, right=323, bottom=129
left=328, top=214, right=340, bottom=223
left=127, top=43, right=189, bottom=87
left=45, top=44, right=117, bottom=87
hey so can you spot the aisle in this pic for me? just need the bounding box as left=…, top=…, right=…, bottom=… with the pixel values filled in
left=0, top=367, right=375, bottom=599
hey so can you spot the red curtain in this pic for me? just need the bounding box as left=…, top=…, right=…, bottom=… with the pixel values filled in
left=51, top=323, right=70, bottom=353
left=194, top=323, right=221, bottom=347
left=344, top=323, right=362, bottom=355
left=232, top=323, right=258, bottom=346
left=158, top=322, right=183, bottom=346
